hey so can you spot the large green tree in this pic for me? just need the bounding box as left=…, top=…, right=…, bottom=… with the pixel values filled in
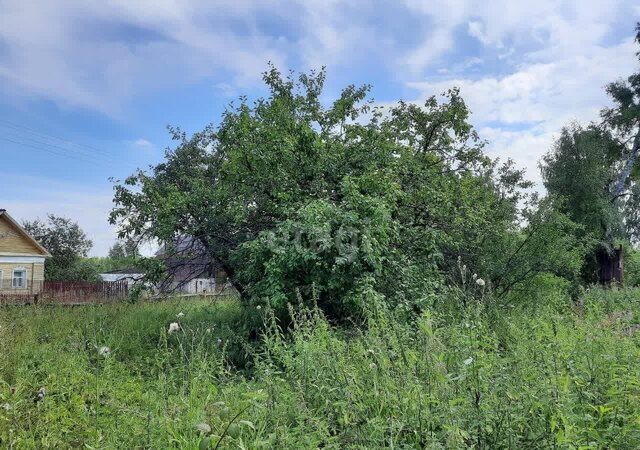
left=541, top=24, right=640, bottom=281
left=541, top=124, right=623, bottom=240
left=111, top=67, right=581, bottom=315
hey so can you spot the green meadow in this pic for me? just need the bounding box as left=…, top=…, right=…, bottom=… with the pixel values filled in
left=2, top=289, right=640, bottom=449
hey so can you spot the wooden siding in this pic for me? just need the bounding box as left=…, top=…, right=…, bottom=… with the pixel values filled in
left=0, top=262, right=45, bottom=293
left=0, top=215, right=44, bottom=255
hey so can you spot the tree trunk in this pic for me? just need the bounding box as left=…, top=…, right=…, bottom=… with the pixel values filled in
left=612, top=130, right=640, bottom=198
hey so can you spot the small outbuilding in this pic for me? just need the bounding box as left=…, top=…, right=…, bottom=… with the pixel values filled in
left=99, top=268, right=144, bottom=287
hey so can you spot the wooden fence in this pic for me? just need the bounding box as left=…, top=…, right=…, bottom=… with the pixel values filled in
left=0, top=280, right=129, bottom=305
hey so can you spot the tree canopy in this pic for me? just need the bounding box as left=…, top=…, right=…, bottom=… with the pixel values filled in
left=540, top=24, right=640, bottom=283
left=111, top=67, right=583, bottom=316
left=23, top=214, right=97, bottom=281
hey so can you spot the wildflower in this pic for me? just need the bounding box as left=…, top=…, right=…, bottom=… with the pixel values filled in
left=256, top=305, right=262, bottom=310
left=463, top=357, right=474, bottom=366
left=176, top=312, right=185, bottom=319
left=217, top=338, right=222, bottom=345
left=206, top=328, right=212, bottom=334
left=472, top=273, right=477, bottom=280
left=194, top=422, right=212, bottom=434
left=369, top=362, right=377, bottom=369
left=168, top=322, right=180, bottom=334
left=1, top=403, right=11, bottom=411
left=98, top=346, right=111, bottom=357
left=476, top=278, right=485, bottom=287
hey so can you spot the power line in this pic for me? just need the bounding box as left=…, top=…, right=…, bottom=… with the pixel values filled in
left=0, top=136, right=116, bottom=168
left=0, top=119, right=119, bottom=166
left=2, top=130, right=115, bottom=167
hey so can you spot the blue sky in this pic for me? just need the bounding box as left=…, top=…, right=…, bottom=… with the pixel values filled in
left=1, top=0, right=639, bottom=255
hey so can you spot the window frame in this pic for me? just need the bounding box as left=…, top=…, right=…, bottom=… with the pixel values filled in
left=12, top=267, right=27, bottom=289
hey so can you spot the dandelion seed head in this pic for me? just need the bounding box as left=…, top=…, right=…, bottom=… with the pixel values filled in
left=476, top=278, right=485, bottom=287
left=98, top=346, right=111, bottom=357
left=168, top=322, right=180, bottom=334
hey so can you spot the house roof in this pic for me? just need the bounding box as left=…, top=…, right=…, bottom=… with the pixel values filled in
left=0, top=209, right=52, bottom=257
left=100, top=267, right=144, bottom=275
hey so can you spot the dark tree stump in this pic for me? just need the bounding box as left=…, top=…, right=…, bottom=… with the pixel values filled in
left=597, top=245, right=624, bottom=285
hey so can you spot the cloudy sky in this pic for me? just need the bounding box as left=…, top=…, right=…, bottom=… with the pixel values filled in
left=1, top=0, right=638, bottom=255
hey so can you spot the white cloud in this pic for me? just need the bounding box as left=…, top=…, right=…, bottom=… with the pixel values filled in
left=406, top=37, right=638, bottom=187
left=130, top=138, right=153, bottom=149
left=0, top=0, right=289, bottom=115
left=468, top=21, right=495, bottom=47
left=0, top=0, right=635, bottom=116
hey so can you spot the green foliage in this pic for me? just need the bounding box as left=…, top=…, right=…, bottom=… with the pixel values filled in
left=482, top=199, right=589, bottom=301
left=22, top=214, right=97, bottom=281
left=540, top=124, right=623, bottom=240
left=232, top=185, right=396, bottom=318
left=108, top=238, right=140, bottom=260
left=3, top=289, right=640, bottom=448
left=541, top=24, right=640, bottom=253
left=111, top=66, right=572, bottom=316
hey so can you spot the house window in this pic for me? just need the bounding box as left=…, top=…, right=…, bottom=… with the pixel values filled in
left=12, top=268, right=27, bottom=289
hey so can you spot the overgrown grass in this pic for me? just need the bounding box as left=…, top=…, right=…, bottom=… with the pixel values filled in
left=1, top=289, right=640, bottom=448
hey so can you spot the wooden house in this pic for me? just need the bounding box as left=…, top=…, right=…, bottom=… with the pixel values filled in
left=156, top=236, right=231, bottom=295
left=0, top=209, right=51, bottom=293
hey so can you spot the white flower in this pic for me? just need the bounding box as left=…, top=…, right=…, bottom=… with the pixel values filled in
left=98, top=346, right=111, bottom=357
left=194, top=422, right=212, bottom=434
left=1, top=403, right=11, bottom=411
left=168, top=322, right=180, bottom=334
left=463, top=357, right=474, bottom=366
left=206, top=328, right=212, bottom=334
left=369, top=362, right=377, bottom=369
left=176, top=312, right=185, bottom=319
left=217, top=338, right=222, bottom=345
left=256, top=305, right=262, bottom=310
left=475, top=278, right=485, bottom=287
left=472, top=273, right=477, bottom=280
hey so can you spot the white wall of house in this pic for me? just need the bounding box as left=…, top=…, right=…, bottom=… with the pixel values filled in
left=174, top=278, right=216, bottom=294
